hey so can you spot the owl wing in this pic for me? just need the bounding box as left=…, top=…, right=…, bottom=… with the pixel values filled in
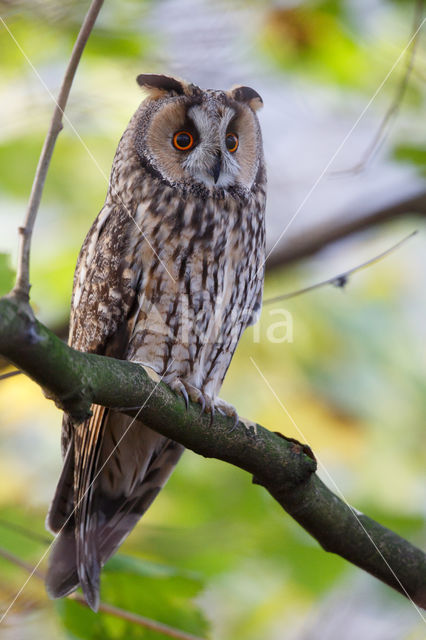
left=46, top=203, right=184, bottom=610
left=59, top=203, right=141, bottom=454
left=46, top=202, right=140, bottom=589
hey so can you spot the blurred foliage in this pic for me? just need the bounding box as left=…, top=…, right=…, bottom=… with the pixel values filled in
left=58, top=556, right=208, bottom=640
left=0, top=254, right=14, bottom=296
left=258, top=0, right=425, bottom=131
left=260, top=3, right=371, bottom=87
left=0, top=1, right=425, bottom=639
left=393, top=143, right=426, bottom=175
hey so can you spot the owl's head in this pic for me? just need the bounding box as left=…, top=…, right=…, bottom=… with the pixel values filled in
left=132, top=74, right=264, bottom=192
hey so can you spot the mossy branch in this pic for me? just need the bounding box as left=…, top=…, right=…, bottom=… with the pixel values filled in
left=0, top=294, right=425, bottom=609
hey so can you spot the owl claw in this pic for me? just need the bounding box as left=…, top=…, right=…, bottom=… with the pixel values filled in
left=214, top=398, right=239, bottom=431
left=202, top=394, right=213, bottom=414
left=166, top=379, right=238, bottom=428
left=185, top=383, right=214, bottom=419
left=166, top=378, right=212, bottom=416
left=181, top=387, right=189, bottom=411
left=168, top=378, right=189, bottom=410
left=198, top=394, right=206, bottom=415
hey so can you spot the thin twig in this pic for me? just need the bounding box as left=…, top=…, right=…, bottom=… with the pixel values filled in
left=0, top=545, right=206, bottom=640
left=11, top=0, right=104, bottom=301
left=263, top=231, right=417, bottom=305
left=0, top=518, right=51, bottom=545
left=0, top=370, right=22, bottom=381
left=0, top=547, right=45, bottom=581
left=333, top=0, right=425, bottom=175
left=72, top=595, right=207, bottom=640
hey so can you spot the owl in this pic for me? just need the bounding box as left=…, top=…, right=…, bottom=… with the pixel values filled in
left=45, top=74, right=266, bottom=610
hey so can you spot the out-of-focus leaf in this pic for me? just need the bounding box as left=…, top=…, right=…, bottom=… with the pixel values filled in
left=105, top=553, right=202, bottom=581
left=0, top=135, right=109, bottom=206
left=260, top=5, right=370, bottom=87
left=56, top=553, right=209, bottom=640
left=0, top=505, right=50, bottom=608
left=87, top=30, right=152, bottom=59
left=393, top=144, right=426, bottom=175
left=57, top=598, right=119, bottom=640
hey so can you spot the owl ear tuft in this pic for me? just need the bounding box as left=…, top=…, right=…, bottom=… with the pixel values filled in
left=136, top=74, right=185, bottom=100
left=229, top=86, right=263, bottom=111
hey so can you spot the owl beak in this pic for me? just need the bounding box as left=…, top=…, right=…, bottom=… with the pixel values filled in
left=210, top=153, right=222, bottom=184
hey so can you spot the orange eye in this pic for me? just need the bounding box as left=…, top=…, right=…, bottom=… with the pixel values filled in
left=173, top=131, right=194, bottom=151
left=226, top=132, right=239, bottom=153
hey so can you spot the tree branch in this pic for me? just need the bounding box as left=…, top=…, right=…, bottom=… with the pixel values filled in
left=0, top=295, right=424, bottom=609
left=266, top=190, right=426, bottom=271
left=12, top=0, right=104, bottom=302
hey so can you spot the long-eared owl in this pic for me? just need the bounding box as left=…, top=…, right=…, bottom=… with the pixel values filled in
left=45, top=74, right=266, bottom=610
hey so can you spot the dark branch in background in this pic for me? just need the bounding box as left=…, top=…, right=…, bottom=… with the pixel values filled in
left=1, top=232, right=416, bottom=378
left=0, top=296, right=424, bottom=609
left=266, top=190, right=426, bottom=271
left=0, top=548, right=205, bottom=640
left=2, top=197, right=424, bottom=374
left=333, top=0, right=425, bottom=175
left=12, top=0, right=104, bottom=302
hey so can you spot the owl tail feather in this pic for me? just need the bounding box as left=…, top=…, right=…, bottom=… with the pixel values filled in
left=45, top=438, right=80, bottom=603
left=45, top=410, right=184, bottom=611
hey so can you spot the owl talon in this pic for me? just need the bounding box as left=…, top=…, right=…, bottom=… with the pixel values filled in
left=203, top=394, right=213, bottom=414
left=168, top=378, right=189, bottom=410
left=181, top=387, right=189, bottom=410
left=230, top=414, right=240, bottom=432
left=167, top=380, right=238, bottom=428
left=198, top=395, right=206, bottom=415
left=166, top=378, right=215, bottom=416
left=214, top=398, right=239, bottom=431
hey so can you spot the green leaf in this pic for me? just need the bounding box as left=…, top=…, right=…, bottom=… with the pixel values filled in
left=105, top=554, right=202, bottom=582
left=56, top=554, right=209, bottom=640
left=87, top=30, right=152, bottom=59
left=393, top=144, right=426, bottom=176
left=0, top=505, right=50, bottom=602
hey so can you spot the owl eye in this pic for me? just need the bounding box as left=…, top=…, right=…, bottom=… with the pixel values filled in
left=173, top=131, right=194, bottom=151
left=225, top=132, right=239, bottom=153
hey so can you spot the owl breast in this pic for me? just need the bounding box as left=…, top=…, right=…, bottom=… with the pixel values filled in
left=125, top=181, right=265, bottom=398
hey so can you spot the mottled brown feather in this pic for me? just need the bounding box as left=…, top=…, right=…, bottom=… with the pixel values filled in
left=46, top=76, right=266, bottom=610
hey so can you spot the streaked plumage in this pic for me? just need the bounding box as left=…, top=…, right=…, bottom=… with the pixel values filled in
left=45, top=74, right=266, bottom=610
